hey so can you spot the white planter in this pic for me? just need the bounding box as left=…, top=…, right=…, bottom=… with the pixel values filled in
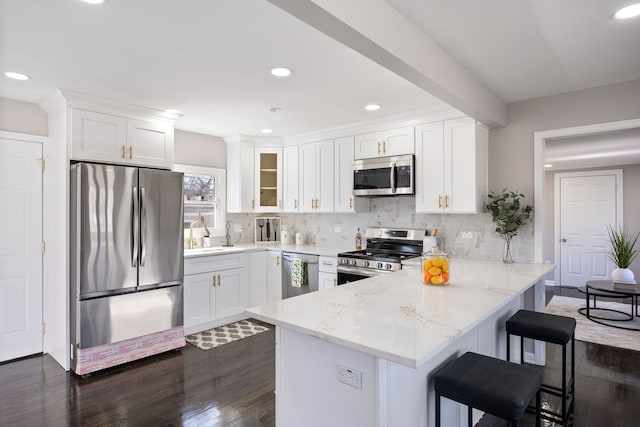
left=611, top=267, right=635, bottom=283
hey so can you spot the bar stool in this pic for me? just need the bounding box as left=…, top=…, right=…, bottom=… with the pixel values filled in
left=506, top=309, right=576, bottom=426
left=434, top=352, right=542, bottom=427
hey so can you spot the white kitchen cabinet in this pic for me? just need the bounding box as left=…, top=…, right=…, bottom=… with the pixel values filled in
left=282, top=146, right=299, bottom=212
left=71, top=109, right=173, bottom=168
left=249, top=251, right=267, bottom=306
left=227, top=143, right=255, bottom=212
left=299, top=140, right=334, bottom=212
left=266, top=251, right=282, bottom=302
left=183, top=253, right=249, bottom=335
left=415, top=117, right=488, bottom=214
left=255, top=148, right=282, bottom=212
left=334, top=136, right=355, bottom=213
left=354, top=126, right=414, bottom=159
left=318, top=256, right=337, bottom=291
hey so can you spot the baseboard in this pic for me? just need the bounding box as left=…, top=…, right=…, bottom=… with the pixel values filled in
left=545, top=280, right=556, bottom=287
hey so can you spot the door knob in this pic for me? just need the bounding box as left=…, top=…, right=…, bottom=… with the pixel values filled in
left=561, top=238, right=567, bottom=242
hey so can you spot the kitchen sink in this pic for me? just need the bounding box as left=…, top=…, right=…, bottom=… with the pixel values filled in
left=184, top=246, right=239, bottom=256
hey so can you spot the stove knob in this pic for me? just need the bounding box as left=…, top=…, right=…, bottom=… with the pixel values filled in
left=377, top=262, right=383, bottom=269
left=362, top=260, right=369, bottom=267
left=385, top=264, right=392, bottom=270
left=350, top=259, right=357, bottom=265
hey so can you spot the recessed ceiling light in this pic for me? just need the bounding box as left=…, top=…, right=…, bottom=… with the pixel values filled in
left=261, top=129, right=273, bottom=134
left=270, top=67, right=292, bottom=77
left=269, top=107, right=283, bottom=113
left=81, top=0, right=106, bottom=4
left=544, top=164, right=553, bottom=168
left=365, top=104, right=381, bottom=111
left=614, top=3, right=640, bottom=19
left=165, top=108, right=182, bottom=115
left=4, top=71, right=30, bottom=81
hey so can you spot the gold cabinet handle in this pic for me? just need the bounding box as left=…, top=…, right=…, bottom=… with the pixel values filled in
left=294, top=199, right=298, bottom=209
left=128, top=146, right=133, bottom=159
left=438, top=195, right=442, bottom=208
left=217, top=275, right=221, bottom=286
left=121, top=145, right=126, bottom=159
left=333, top=277, right=337, bottom=287
left=279, top=199, right=282, bottom=209
left=377, top=141, right=381, bottom=154
left=316, top=199, right=320, bottom=209
left=251, top=200, right=255, bottom=209
left=349, top=197, right=353, bottom=209
left=445, top=194, right=449, bottom=208
left=383, top=141, right=386, bottom=153
left=322, top=261, right=334, bottom=266
left=276, top=255, right=281, bottom=266
left=212, top=275, right=216, bottom=287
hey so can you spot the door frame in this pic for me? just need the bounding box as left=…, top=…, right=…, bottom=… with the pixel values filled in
left=553, top=169, right=623, bottom=286
left=533, top=118, right=640, bottom=267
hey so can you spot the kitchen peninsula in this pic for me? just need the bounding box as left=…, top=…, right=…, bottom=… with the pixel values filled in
left=246, top=258, right=554, bottom=427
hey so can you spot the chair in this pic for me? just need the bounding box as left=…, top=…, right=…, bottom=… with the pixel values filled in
left=434, top=351, right=542, bottom=426
left=506, top=309, right=576, bottom=425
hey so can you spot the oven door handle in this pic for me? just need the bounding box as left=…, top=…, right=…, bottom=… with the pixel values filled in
left=337, top=266, right=393, bottom=277
left=390, top=162, right=396, bottom=193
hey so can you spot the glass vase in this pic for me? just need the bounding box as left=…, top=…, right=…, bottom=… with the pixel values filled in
left=503, top=236, right=514, bottom=264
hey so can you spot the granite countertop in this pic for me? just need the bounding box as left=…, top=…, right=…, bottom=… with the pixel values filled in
left=184, top=243, right=353, bottom=258
left=245, top=258, right=555, bottom=368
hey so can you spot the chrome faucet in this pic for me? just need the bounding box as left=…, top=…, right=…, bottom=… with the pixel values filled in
left=188, top=219, right=210, bottom=249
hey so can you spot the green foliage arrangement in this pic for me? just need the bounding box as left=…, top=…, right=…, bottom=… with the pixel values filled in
left=607, top=226, right=639, bottom=269
left=485, top=190, right=533, bottom=262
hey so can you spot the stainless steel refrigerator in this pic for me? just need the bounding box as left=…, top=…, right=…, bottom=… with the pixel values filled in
left=70, top=163, right=185, bottom=375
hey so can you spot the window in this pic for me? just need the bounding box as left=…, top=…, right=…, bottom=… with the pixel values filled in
left=174, top=164, right=226, bottom=237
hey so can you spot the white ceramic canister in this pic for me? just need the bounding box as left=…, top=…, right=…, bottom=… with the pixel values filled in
left=295, top=232, right=304, bottom=245
left=281, top=227, right=290, bottom=245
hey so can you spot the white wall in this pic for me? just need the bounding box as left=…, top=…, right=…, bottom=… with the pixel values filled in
left=0, top=97, right=48, bottom=135
left=174, top=129, right=226, bottom=168
left=489, top=79, right=640, bottom=196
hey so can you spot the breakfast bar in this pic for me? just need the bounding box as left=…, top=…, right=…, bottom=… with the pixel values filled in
left=246, top=258, right=554, bottom=427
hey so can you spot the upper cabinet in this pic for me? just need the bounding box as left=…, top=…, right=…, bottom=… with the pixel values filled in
left=255, top=148, right=282, bottom=212
left=354, top=126, right=414, bottom=159
left=415, top=117, right=488, bottom=214
left=71, top=109, right=174, bottom=169
left=334, top=136, right=356, bottom=213
left=298, top=140, right=334, bottom=212
left=282, top=146, right=299, bottom=212
left=227, top=143, right=255, bottom=213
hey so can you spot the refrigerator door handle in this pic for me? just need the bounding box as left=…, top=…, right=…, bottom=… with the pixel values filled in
left=140, top=187, right=147, bottom=266
left=132, top=186, right=139, bottom=267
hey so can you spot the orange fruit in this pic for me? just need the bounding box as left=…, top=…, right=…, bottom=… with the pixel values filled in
left=423, top=272, right=432, bottom=283
left=422, top=260, right=433, bottom=271
left=440, top=260, right=449, bottom=272
left=431, top=275, right=443, bottom=285
left=428, top=266, right=442, bottom=276
left=442, top=272, right=450, bottom=283
left=432, top=258, right=444, bottom=267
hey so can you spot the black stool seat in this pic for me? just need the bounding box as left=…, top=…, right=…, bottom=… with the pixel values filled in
left=506, top=310, right=576, bottom=345
left=434, top=352, right=543, bottom=422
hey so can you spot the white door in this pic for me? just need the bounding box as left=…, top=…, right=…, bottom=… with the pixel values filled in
left=0, top=138, right=43, bottom=362
left=215, top=268, right=244, bottom=319
left=334, top=136, right=355, bottom=213
left=556, top=171, right=622, bottom=287
left=315, top=140, right=334, bottom=212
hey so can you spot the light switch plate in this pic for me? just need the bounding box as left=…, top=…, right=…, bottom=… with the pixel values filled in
left=461, top=231, right=473, bottom=239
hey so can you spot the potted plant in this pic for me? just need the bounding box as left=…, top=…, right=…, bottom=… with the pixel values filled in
left=485, top=190, right=533, bottom=263
left=607, top=226, right=639, bottom=283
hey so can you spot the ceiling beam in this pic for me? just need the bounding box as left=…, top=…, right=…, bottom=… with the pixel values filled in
left=267, top=0, right=507, bottom=128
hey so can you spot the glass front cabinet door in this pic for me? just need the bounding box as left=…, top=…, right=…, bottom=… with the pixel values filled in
left=254, top=148, right=282, bottom=212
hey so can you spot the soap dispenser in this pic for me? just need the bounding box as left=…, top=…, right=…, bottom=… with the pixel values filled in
left=355, top=228, right=363, bottom=251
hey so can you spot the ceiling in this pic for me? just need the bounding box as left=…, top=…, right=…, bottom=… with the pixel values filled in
left=1, top=0, right=639, bottom=140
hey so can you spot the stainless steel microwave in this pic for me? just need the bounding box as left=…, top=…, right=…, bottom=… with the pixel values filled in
left=353, top=154, right=414, bottom=196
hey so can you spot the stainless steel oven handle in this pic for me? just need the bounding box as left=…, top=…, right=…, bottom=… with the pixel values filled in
left=390, top=162, right=396, bottom=193
left=337, top=265, right=392, bottom=277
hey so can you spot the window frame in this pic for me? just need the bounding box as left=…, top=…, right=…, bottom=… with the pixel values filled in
left=174, top=163, right=226, bottom=238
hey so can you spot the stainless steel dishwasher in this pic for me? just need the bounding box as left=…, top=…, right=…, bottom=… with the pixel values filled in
left=282, top=252, right=319, bottom=299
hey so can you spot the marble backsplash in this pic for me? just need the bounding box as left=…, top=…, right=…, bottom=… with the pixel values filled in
left=226, top=196, right=535, bottom=262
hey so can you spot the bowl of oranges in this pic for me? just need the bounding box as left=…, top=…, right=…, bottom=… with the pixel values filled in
left=421, top=249, right=450, bottom=286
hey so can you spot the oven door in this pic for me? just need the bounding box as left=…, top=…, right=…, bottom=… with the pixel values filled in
left=337, top=265, right=394, bottom=285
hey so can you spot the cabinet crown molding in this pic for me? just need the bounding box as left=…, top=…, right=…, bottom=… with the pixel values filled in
left=39, top=89, right=179, bottom=126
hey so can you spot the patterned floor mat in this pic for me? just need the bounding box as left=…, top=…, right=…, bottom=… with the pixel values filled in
left=185, top=320, right=270, bottom=350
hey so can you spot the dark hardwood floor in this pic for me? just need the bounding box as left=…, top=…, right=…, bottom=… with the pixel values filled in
left=1, top=288, right=639, bottom=426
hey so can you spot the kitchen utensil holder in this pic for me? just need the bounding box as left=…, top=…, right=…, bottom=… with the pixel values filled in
left=255, top=217, right=281, bottom=244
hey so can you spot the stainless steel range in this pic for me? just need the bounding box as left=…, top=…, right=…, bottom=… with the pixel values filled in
left=337, top=228, right=426, bottom=284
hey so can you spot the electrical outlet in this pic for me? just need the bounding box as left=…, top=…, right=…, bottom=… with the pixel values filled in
left=337, top=365, right=362, bottom=389
left=334, top=226, right=342, bottom=233
left=461, top=231, right=473, bottom=239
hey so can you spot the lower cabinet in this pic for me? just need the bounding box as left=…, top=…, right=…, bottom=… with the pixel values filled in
left=184, top=253, right=249, bottom=335
left=249, top=251, right=268, bottom=306
left=318, top=256, right=337, bottom=291
left=267, top=251, right=283, bottom=302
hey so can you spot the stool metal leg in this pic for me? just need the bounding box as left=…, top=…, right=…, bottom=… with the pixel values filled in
left=536, top=389, right=541, bottom=427
left=562, top=342, right=567, bottom=425
left=506, top=332, right=511, bottom=361
left=520, top=336, right=524, bottom=364
left=468, top=405, right=472, bottom=427
left=435, top=390, right=441, bottom=427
